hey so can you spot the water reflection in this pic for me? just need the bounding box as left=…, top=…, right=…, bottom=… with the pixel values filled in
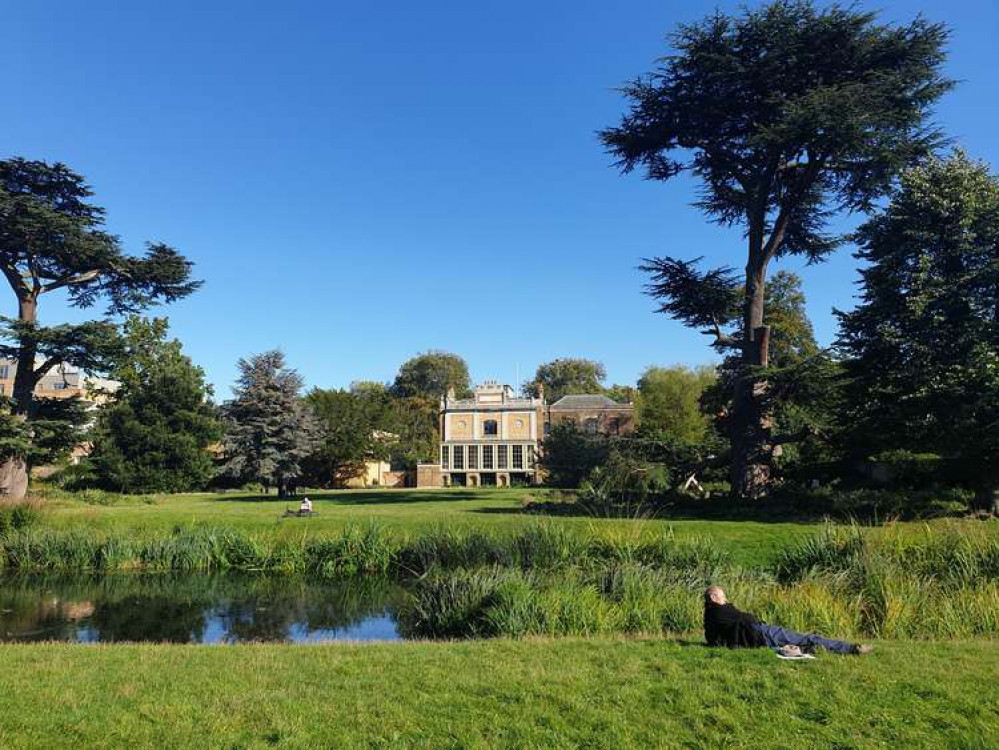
left=0, top=574, right=407, bottom=643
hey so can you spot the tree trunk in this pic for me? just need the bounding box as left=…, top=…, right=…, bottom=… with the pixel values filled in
left=12, top=294, right=38, bottom=416
left=0, top=456, right=28, bottom=502
left=729, top=257, right=773, bottom=499
left=974, top=486, right=999, bottom=516
left=0, top=294, right=38, bottom=502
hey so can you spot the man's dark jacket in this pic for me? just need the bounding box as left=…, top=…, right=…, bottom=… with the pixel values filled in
left=704, top=602, right=767, bottom=648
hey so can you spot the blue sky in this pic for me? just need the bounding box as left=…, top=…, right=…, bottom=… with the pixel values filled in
left=4, top=1, right=998, bottom=396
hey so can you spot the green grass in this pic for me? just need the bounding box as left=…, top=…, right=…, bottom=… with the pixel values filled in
left=0, top=639, right=995, bottom=749
left=33, top=486, right=984, bottom=567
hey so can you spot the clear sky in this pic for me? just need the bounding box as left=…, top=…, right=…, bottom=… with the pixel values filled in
left=4, top=1, right=998, bottom=396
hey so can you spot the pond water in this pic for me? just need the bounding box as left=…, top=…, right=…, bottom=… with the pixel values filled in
left=0, top=574, right=409, bottom=644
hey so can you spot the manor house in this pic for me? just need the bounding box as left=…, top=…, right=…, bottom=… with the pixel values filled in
left=416, top=381, right=633, bottom=488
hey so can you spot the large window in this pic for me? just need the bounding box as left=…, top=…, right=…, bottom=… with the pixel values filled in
left=497, top=445, right=508, bottom=469
left=482, top=445, right=494, bottom=470
left=585, top=418, right=598, bottom=435
left=512, top=445, right=524, bottom=470
left=0, top=365, right=9, bottom=379
left=483, top=419, right=498, bottom=437
left=467, top=445, right=478, bottom=470
left=453, top=445, right=464, bottom=470
left=441, top=445, right=449, bottom=470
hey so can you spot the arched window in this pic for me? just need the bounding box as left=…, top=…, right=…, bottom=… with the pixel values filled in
left=483, top=419, right=498, bottom=436
left=585, top=418, right=598, bottom=434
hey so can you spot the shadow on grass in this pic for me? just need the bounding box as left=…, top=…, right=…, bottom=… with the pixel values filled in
left=213, top=490, right=497, bottom=506
left=491, top=497, right=959, bottom=525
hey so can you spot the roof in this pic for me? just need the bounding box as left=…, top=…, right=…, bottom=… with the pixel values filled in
left=549, top=394, right=629, bottom=409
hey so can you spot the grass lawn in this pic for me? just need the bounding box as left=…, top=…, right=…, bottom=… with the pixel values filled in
left=1, top=638, right=996, bottom=749
left=33, top=487, right=993, bottom=567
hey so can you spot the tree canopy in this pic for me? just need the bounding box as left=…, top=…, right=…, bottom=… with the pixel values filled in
left=0, top=157, right=199, bottom=499
left=392, top=352, right=471, bottom=400
left=602, top=0, right=951, bottom=498
left=837, top=152, right=999, bottom=510
left=636, top=365, right=716, bottom=444
left=86, top=317, right=220, bottom=493
left=523, top=358, right=607, bottom=402
left=220, top=351, right=317, bottom=496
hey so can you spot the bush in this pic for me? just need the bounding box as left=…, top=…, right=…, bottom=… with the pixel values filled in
left=0, top=498, right=42, bottom=535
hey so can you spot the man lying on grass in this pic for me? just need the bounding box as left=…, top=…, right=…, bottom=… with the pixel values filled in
left=704, top=586, right=873, bottom=656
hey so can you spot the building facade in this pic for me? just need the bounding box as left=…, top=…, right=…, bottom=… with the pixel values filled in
left=417, top=382, right=635, bottom=488
left=421, top=381, right=544, bottom=487
left=0, top=359, right=118, bottom=402
left=546, top=394, right=635, bottom=436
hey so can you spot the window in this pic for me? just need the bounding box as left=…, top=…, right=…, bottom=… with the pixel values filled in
left=483, top=419, right=498, bottom=436
left=482, top=445, right=494, bottom=470
left=453, top=445, right=464, bottom=470
left=441, top=445, right=450, bottom=470
left=468, top=445, right=479, bottom=470
left=609, top=418, right=620, bottom=435
left=585, top=418, right=598, bottom=435
left=0, top=365, right=8, bottom=379
left=498, top=445, right=508, bottom=469
left=512, top=445, right=524, bottom=470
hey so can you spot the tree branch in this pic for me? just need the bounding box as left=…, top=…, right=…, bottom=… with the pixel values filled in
left=41, top=269, right=102, bottom=294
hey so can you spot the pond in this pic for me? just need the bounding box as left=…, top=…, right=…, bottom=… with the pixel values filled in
left=0, top=574, right=409, bottom=644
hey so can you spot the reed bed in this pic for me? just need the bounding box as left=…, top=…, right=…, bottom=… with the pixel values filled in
left=3, top=518, right=997, bottom=641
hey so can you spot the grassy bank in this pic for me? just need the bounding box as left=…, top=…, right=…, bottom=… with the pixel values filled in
left=4, top=518, right=997, bottom=640
left=0, top=639, right=996, bottom=749
left=25, top=486, right=998, bottom=567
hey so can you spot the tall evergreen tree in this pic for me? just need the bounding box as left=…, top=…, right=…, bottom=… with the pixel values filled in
left=601, top=1, right=951, bottom=497
left=87, top=317, right=220, bottom=493
left=837, top=152, right=999, bottom=512
left=220, top=351, right=317, bottom=496
left=0, top=158, right=198, bottom=498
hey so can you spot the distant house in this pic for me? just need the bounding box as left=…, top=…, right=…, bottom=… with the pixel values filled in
left=416, top=382, right=635, bottom=488
left=546, top=394, right=635, bottom=437
left=0, top=358, right=118, bottom=403
left=417, top=381, right=544, bottom=488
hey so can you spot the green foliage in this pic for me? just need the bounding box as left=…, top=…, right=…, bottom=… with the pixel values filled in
left=0, top=499, right=42, bottom=535
left=303, top=388, right=380, bottom=487
left=85, top=317, right=220, bottom=493
left=604, top=1, right=952, bottom=497
left=523, top=358, right=606, bottom=401
left=391, top=351, right=471, bottom=399
left=539, top=421, right=611, bottom=488
left=838, top=152, right=999, bottom=506
left=219, top=350, right=317, bottom=494
left=636, top=364, right=715, bottom=442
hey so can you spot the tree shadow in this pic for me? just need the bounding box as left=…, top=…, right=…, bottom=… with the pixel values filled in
left=212, top=490, right=488, bottom=506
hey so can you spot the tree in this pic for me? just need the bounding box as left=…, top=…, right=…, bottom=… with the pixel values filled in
left=86, top=317, right=220, bottom=493
left=220, top=351, right=317, bottom=496
left=604, top=383, right=637, bottom=404
left=837, top=152, right=999, bottom=512
left=539, top=421, right=612, bottom=488
left=601, top=1, right=951, bottom=498
left=304, top=388, right=383, bottom=487
left=636, top=365, right=715, bottom=443
left=392, top=352, right=471, bottom=400
left=523, top=358, right=607, bottom=402
left=0, top=158, right=198, bottom=498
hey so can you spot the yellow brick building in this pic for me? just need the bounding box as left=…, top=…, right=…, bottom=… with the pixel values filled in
left=419, top=381, right=544, bottom=487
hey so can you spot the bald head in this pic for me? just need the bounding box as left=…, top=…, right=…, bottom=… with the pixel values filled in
left=705, top=586, right=727, bottom=605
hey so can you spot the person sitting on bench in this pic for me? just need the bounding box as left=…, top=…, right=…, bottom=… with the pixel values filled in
left=703, top=585, right=872, bottom=655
